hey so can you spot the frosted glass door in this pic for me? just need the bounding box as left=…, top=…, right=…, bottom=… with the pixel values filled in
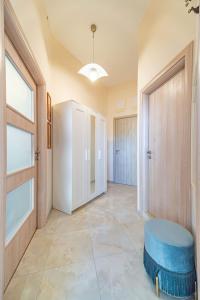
left=6, top=179, right=34, bottom=244
left=5, top=56, right=34, bottom=121
left=5, top=35, right=37, bottom=286
left=7, top=125, right=34, bottom=174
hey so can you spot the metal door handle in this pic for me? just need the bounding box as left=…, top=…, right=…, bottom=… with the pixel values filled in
left=115, top=149, right=120, bottom=153
left=35, top=150, right=40, bottom=161
left=147, top=150, right=152, bottom=159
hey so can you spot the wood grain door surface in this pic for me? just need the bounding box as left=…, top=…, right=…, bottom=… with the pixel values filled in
left=5, top=35, right=38, bottom=287
left=114, top=116, right=137, bottom=186
left=148, top=68, right=191, bottom=228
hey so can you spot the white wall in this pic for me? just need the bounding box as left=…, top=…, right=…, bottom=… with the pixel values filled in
left=106, top=81, right=137, bottom=181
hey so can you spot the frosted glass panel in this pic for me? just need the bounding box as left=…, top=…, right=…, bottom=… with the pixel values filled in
left=6, top=179, right=34, bottom=244
left=7, top=125, right=33, bottom=174
left=5, top=56, right=34, bottom=121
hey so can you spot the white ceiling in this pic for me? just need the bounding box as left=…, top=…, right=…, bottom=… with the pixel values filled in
left=43, top=0, right=150, bottom=86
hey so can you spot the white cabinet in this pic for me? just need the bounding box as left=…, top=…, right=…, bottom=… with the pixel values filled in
left=53, top=100, right=107, bottom=214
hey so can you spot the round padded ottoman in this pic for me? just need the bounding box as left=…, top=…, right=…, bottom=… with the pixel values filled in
left=144, top=219, right=196, bottom=298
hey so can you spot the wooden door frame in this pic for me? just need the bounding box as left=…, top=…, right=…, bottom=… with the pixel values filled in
left=113, top=114, right=137, bottom=184
left=0, top=0, right=48, bottom=297
left=138, top=43, right=193, bottom=219
left=196, top=14, right=200, bottom=297
left=0, top=0, right=6, bottom=298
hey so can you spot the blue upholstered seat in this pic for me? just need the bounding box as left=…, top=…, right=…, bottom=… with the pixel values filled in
left=144, top=219, right=196, bottom=298
left=144, top=219, right=194, bottom=273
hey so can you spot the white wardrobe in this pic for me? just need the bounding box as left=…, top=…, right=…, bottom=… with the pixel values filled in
left=53, top=100, right=107, bottom=213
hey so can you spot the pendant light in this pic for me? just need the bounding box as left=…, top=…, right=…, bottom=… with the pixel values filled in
left=78, top=24, right=108, bottom=82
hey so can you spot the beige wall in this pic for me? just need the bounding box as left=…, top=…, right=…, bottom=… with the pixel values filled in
left=138, top=0, right=197, bottom=90
left=137, top=0, right=198, bottom=230
left=106, top=81, right=137, bottom=181
left=10, top=0, right=107, bottom=216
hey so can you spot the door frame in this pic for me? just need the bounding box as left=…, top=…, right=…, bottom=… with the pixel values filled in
left=0, top=0, right=48, bottom=297
left=138, top=42, right=193, bottom=219
left=113, top=114, right=137, bottom=184
left=196, top=14, right=200, bottom=297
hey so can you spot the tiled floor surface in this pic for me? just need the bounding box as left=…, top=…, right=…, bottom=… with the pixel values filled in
left=5, top=184, right=178, bottom=299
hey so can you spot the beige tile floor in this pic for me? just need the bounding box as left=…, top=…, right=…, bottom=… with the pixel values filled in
left=4, top=183, right=181, bottom=300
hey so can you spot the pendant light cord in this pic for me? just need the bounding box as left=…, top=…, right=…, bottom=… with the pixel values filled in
left=92, top=31, right=95, bottom=63
left=90, top=24, right=97, bottom=63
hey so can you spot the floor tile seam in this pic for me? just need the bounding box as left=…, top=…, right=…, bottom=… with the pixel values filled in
left=89, top=232, right=102, bottom=300
left=36, top=228, right=92, bottom=239
left=93, top=247, right=141, bottom=261
left=14, top=255, right=97, bottom=279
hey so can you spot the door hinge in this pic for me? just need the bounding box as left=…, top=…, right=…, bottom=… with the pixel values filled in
left=35, top=150, right=40, bottom=161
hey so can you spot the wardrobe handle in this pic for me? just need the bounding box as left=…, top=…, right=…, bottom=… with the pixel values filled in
left=98, top=150, right=101, bottom=160
left=85, top=149, right=88, bottom=161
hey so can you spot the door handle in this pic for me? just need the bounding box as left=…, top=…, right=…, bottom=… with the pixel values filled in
left=147, top=150, right=152, bottom=159
left=35, top=150, right=40, bottom=161
left=115, top=149, right=120, bottom=153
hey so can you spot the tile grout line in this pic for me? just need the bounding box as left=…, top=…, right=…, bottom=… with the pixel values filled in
left=90, top=233, right=102, bottom=300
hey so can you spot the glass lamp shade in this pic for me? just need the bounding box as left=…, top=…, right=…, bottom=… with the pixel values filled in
left=78, top=63, right=108, bottom=82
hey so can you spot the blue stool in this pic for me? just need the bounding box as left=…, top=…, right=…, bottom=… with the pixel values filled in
left=144, top=219, right=196, bottom=298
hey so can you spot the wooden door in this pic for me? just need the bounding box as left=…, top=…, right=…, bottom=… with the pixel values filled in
left=4, top=36, right=37, bottom=287
left=114, top=116, right=137, bottom=186
left=148, top=68, right=191, bottom=227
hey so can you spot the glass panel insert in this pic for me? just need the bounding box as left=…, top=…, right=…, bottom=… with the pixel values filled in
left=7, top=125, right=34, bottom=174
left=5, top=56, right=34, bottom=121
left=6, top=179, right=34, bottom=244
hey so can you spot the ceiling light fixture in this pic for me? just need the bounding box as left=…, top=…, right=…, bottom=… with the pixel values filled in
left=78, top=24, right=108, bottom=82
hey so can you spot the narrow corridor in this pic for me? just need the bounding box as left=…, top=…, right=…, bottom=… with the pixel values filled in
left=5, top=184, right=175, bottom=299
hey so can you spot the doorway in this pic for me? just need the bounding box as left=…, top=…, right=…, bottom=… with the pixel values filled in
left=139, top=43, right=193, bottom=229
left=114, top=115, right=137, bottom=186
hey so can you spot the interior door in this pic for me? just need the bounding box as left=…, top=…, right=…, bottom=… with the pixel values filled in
left=148, top=67, right=191, bottom=228
left=114, top=116, right=137, bottom=185
left=4, top=36, right=37, bottom=287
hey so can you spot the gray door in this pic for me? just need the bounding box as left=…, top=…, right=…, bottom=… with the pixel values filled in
left=114, top=116, right=137, bottom=185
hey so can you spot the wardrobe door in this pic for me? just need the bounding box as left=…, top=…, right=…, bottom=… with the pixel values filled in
left=97, top=117, right=107, bottom=195
left=72, top=106, right=87, bottom=210
left=88, top=113, right=97, bottom=200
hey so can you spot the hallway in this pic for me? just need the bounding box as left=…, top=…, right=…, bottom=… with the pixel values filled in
left=5, top=184, right=175, bottom=300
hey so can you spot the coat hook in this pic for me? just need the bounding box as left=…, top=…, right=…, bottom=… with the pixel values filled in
left=188, top=6, right=199, bottom=14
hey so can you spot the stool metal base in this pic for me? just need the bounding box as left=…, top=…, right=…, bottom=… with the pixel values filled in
left=156, top=275, right=160, bottom=297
